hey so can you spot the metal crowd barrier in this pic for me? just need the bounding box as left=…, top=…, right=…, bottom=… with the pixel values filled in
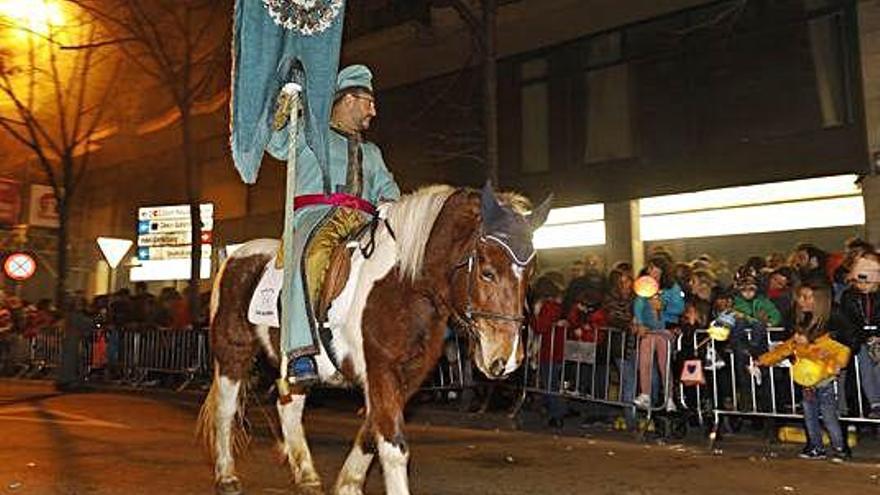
left=517, top=323, right=880, bottom=444
left=517, top=325, right=676, bottom=424
left=28, top=328, right=63, bottom=373
left=11, top=326, right=211, bottom=390
left=421, top=332, right=468, bottom=392
left=20, top=324, right=462, bottom=395
left=119, top=328, right=210, bottom=390
left=677, top=327, right=880, bottom=449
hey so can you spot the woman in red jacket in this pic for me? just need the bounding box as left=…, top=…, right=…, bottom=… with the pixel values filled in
left=562, top=275, right=609, bottom=399
left=531, top=275, right=566, bottom=428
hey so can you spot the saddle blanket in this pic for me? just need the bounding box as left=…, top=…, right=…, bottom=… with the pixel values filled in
left=247, top=239, right=363, bottom=328
left=248, top=256, right=283, bottom=327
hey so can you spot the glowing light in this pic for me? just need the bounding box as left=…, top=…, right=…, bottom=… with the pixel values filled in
left=640, top=174, right=860, bottom=215
left=641, top=195, right=864, bottom=241
left=535, top=175, right=863, bottom=248
left=533, top=221, right=606, bottom=249
left=534, top=203, right=606, bottom=249
left=543, top=204, right=604, bottom=225
left=0, top=0, right=65, bottom=35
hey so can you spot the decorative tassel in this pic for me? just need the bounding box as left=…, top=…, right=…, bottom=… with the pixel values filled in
left=263, top=0, right=343, bottom=36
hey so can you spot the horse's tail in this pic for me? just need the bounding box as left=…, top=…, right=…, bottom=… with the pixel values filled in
left=208, top=249, right=228, bottom=327
left=196, top=364, right=251, bottom=458
left=197, top=243, right=270, bottom=459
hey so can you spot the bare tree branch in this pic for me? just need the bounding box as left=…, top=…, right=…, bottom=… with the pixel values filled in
left=0, top=69, right=63, bottom=157
left=60, top=36, right=140, bottom=50
left=71, top=23, right=98, bottom=146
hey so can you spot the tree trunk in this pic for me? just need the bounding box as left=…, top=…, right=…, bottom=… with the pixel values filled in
left=55, top=192, right=68, bottom=308
left=55, top=166, right=76, bottom=388
left=181, top=108, right=202, bottom=329
left=482, top=0, right=499, bottom=186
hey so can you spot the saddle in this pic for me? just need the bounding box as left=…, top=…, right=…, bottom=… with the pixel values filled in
left=305, top=208, right=369, bottom=325
left=248, top=208, right=368, bottom=328
left=315, top=241, right=355, bottom=322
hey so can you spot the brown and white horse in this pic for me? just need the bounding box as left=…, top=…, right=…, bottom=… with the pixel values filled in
left=198, top=184, right=550, bottom=495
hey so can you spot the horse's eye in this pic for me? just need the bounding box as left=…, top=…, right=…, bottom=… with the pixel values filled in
left=481, top=270, right=496, bottom=282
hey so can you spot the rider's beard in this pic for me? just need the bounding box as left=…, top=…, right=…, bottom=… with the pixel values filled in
left=359, top=115, right=372, bottom=131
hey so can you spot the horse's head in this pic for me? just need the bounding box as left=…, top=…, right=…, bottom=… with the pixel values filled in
left=452, top=182, right=551, bottom=380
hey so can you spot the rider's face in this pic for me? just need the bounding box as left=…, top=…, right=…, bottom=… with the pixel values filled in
left=346, top=92, right=376, bottom=131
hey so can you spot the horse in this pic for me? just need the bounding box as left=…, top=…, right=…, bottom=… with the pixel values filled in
left=197, top=183, right=551, bottom=495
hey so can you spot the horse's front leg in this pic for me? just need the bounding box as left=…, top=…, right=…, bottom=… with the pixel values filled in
left=334, top=422, right=376, bottom=495
left=369, top=376, right=411, bottom=495
left=277, top=391, right=323, bottom=494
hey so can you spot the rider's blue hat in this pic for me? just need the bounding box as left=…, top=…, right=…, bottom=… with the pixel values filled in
left=336, top=65, right=373, bottom=94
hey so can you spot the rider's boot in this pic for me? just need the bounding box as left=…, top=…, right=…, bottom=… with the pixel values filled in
left=287, top=354, right=319, bottom=386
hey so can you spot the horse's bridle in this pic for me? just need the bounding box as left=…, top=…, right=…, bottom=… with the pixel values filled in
left=447, top=231, right=532, bottom=335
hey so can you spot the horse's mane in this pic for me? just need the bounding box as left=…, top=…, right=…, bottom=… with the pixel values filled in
left=386, top=184, right=458, bottom=283
left=497, top=192, right=531, bottom=215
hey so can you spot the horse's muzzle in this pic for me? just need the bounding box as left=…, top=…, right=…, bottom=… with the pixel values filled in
left=489, top=358, right=507, bottom=378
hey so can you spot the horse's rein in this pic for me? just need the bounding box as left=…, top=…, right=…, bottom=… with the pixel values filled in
left=447, top=231, right=529, bottom=334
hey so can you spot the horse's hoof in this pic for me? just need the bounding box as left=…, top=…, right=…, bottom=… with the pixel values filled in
left=295, top=482, right=325, bottom=495
left=215, top=478, right=244, bottom=495
left=334, top=483, right=363, bottom=495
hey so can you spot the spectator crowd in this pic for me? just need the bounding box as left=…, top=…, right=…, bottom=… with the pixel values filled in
left=0, top=282, right=211, bottom=377
left=530, top=238, right=880, bottom=461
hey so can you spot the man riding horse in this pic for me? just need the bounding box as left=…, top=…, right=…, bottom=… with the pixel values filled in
left=215, top=4, right=552, bottom=493
left=284, top=64, right=400, bottom=385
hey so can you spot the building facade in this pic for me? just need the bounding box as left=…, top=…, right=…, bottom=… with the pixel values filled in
left=6, top=0, right=878, bottom=296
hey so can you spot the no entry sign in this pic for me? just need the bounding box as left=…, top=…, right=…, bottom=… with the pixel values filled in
left=4, top=252, right=36, bottom=281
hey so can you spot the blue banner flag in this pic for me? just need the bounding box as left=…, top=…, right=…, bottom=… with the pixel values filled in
left=230, top=0, right=345, bottom=185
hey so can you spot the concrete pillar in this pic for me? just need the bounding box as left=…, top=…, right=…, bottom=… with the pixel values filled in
left=859, top=2, right=880, bottom=247
left=863, top=174, right=880, bottom=246
left=859, top=1, right=880, bottom=156
left=603, top=200, right=643, bottom=273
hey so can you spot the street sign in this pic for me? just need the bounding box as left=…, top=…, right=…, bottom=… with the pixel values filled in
left=137, top=204, right=213, bottom=221
left=97, top=237, right=133, bottom=269
left=133, top=203, right=214, bottom=281
left=137, top=244, right=212, bottom=261
left=4, top=252, right=36, bottom=281
left=129, top=258, right=211, bottom=282
left=137, top=231, right=214, bottom=247
left=137, top=218, right=214, bottom=234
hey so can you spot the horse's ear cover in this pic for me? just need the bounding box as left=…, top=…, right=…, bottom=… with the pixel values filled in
left=479, top=180, right=546, bottom=265
left=480, top=180, right=505, bottom=228
left=528, top=194, right=553, bottom=230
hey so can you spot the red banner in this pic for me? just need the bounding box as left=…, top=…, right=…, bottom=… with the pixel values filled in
left=0, top=179, right=21, bottom=227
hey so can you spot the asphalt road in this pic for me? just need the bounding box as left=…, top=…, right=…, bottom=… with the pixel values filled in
left=1, top=380, right=879, bottom=495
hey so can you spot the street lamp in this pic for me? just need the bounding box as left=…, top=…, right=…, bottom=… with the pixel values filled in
left=0, top=0, right=65, bottom=35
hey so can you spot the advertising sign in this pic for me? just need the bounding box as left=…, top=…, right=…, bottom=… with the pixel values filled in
left=28, top=184, right=59, bottom=228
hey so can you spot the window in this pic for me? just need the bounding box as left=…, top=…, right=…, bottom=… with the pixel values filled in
left=520, top=58, right=550, bottom=174
left=584, top=64, right=633, bottom=162
left=586, top=31, right=622, bottom=68
left=808, top=13, right=848, bottom=127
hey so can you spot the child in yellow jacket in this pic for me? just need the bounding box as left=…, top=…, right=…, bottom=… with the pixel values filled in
left=752, top=282, right=851, bottom=462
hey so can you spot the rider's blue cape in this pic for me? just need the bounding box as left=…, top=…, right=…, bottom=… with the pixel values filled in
left=230, top=0, right=345, bottom=185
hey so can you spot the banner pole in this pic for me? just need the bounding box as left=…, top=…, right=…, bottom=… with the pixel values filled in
left=278, top=82, right=302, bottom=389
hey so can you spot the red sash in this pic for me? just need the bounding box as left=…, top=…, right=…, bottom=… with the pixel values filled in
left=293, top=193, right=376, bottom=215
